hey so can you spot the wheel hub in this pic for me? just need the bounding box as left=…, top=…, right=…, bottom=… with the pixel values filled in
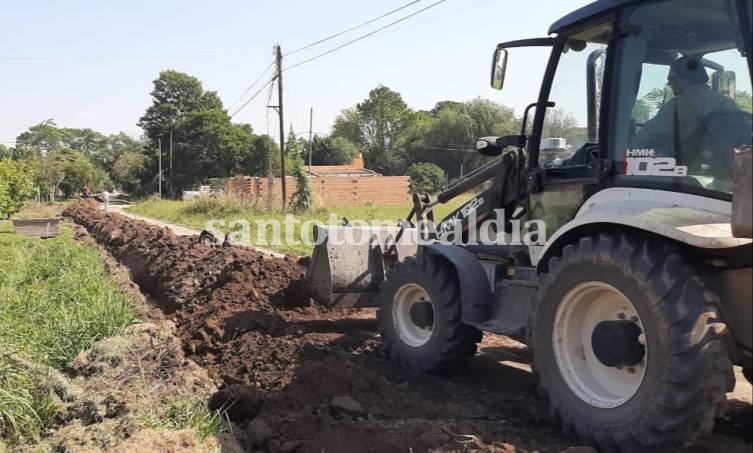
left=409, top=301, right=434, bottom=329
left=591, top=320, right=645, bottom=367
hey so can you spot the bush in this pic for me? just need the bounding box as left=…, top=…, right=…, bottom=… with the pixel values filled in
left=206, top=178, right=226, bottom=192
left=0, top=159, right=37, bottom=219
left=182, top=197, right=244, bottom=217
left=407, top=162, right=447, bottom=194
left=291, top=159, right=312, bottom=213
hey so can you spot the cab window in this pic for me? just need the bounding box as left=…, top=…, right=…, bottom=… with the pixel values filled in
left=540, top=40, right=606, bottom=170
left=610, top=0, right=753, bottom=196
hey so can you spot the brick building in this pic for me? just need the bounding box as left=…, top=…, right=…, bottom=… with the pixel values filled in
left=225, top=153, right=410, bottom=206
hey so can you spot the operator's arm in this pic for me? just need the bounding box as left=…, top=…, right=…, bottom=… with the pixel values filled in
left=631, top=99, right=675, bottom=150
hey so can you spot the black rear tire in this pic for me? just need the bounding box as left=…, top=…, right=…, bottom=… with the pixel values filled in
left=377, top=254, right=482, bottom=373
left=531, top=233, right=733, bottom=452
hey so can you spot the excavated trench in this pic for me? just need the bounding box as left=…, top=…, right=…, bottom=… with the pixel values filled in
left=64, top=200, right=752, bottom=453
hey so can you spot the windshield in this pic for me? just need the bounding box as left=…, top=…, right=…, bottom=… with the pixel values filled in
left=609, top=0, right=752, bottom=197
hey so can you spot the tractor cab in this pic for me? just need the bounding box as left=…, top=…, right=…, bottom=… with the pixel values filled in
left=488, top=0, right=753, bottom=240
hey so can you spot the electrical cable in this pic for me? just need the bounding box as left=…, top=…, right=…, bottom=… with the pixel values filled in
left=0, top=52, right=246, bottom=61
left=385, top=0, right=496, bottom=35
left=227, top=61, right=276, bottom=111
left=283, top=0, right=447, bottom=72
left=284, top=0, right=424, bottom=57
left=415, top=145, right=476, bottom=152
left=230, top=76, right=277, bottom=118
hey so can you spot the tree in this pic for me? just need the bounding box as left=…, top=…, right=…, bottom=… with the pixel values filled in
left=13, top=121, right=147, bottom=195
left=0, top=159, right=37, bottom=219
left=464, top=98, right=518, bottom=138
left=244, top=134, right=280, bottom=176
left=632, top=98, right=652, bottom=124
left=290, top=158, right=312, bottom=212
left=542, top=108, right=587, bottom=149
left=331, top=108, right=361, bottom=145
left=403, top=99, right=519, bottom=179
left=407, top=162, right=447, bottom=194
left=430, top=101, right=463, bottom=116
left=0, top=145, right=10, bottom=160
left=15, top=119, right=64, bottom=158
left=38, top=149, right=109, bottom=201
left=735, top=90, right=752, bottom=112
left=138, top=70, right=257, bottom=194
left=310, top=136, right=358, bottom=165
left=171, top=110, right=255, bottom=190
left=356, top=85, right=413, bottom=174
left=112, top=149, right=148, bottom=195
left=138, top=70, right=223, bottom=141
left=61, top=128, right=108, bottom=156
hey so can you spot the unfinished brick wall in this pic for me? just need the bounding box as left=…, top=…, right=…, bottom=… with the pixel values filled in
left=225, top=176, right=410, bottom=206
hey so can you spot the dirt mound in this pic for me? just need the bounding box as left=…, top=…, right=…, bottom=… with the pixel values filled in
left=37, top=321, right=231, bottom=452
left=65, top=201, right=752, bottom=453
left=66, top=201, right=314, bottom=391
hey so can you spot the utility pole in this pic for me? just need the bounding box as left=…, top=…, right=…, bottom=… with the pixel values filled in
left=275, top=44, right=287, bottom=209
left=308, top=107, right=313, bottom=176
left=267, top=139, right=273, bottom=209
left=158, top=138, right=162, bottom=199
left=169, top=129, right=173, bottom=198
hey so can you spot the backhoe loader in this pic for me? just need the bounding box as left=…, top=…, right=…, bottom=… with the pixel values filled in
left=307, top=0, right=753, bottom=450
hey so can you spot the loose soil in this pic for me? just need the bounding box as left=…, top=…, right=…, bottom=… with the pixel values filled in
left=64, top=200, right=752, bottom=453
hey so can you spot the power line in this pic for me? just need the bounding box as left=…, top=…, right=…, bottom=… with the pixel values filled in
left=416, top=145, right=476, bottom=152
left=227, top=61, right=276, bottom=111
left=283, top=0, right=447, bottom=73
left=229, top=76, right=277, bottom=118
left=0, top=52, right=247, bottom=61
left=284, top=0, right=424, bottom=57
left=386, top=0, right=497, bottom=34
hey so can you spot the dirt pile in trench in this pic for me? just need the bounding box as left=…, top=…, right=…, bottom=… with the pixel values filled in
left=64, top=201, right=752, bottom=453
left=65, top=201, right=313, bottom=391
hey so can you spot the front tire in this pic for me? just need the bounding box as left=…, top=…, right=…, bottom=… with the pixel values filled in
left=377, top=255, right=482, bottom=372
left=531, top=234, right=733, bottom=452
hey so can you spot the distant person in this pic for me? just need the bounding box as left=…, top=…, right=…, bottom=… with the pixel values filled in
left=102, top=188, right=110, bottom=211
left=632, top=56, right=739, bottom=153
left=83, top=185, right=93, bottom=199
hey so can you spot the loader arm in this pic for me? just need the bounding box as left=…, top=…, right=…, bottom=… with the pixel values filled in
left=408, top=147, right=529, bottom=241
left=307, top=148, right=529, bottom=308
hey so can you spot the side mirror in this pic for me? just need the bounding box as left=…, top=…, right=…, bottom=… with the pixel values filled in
left=712, top=70, right=736, bottom=99
left=491, top=47, right=508, bottom=90
left=475, top=135, right=526, bottom=156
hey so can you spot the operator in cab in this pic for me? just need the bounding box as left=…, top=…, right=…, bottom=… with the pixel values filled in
left=632, top=56, right=739, bottom=152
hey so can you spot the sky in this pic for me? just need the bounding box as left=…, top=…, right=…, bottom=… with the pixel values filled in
left=0, top=0, right=593, bottom=146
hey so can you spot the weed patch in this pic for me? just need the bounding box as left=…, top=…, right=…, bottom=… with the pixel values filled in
left=143, top=399, right=225, bottom=441
left=0, top=222, right=137, bottom=445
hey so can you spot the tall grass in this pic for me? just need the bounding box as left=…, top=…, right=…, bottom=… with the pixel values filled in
left=143, top=398, right=224, bottom=441
left=0, top=222, right=137, bottom=445
left=0, top=357, right=58, bottom=446
left=129, top=196, right=473, bottom=255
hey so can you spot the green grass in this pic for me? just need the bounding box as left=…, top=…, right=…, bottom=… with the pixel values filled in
left=143, top=399, right=224, bottom=441
left=0, top=222, right=137, bottom=445
left=129, top=196, right=473, bottom=255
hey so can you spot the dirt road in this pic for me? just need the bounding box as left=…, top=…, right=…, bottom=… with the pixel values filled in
left=108, top=204, right=286, bottom=257
left=65, top=201, right=752, bottom=453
